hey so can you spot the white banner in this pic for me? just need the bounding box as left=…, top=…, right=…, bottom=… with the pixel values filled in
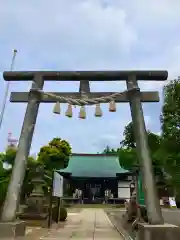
left=169, top=197, right=177, bottom=207
left=52, top=172, right=63, bottom=197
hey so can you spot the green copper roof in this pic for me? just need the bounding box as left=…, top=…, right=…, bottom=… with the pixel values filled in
left=58, top=154, right=129, bottom=178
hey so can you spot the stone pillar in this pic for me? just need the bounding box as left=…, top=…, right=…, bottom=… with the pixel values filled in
left=1, top=74, right=44, bottom=222
left=137, top=223, right=180, bottom=240
left=25, top=164, right=46, bottom=214
left=126, top=74, right=163, bottom=224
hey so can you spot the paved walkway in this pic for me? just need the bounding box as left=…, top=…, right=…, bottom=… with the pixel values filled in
left=33, top=209, right=123, bottom=239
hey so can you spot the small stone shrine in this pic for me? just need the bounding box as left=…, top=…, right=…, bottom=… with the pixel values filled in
left=19, top=164, right=49, bottom=227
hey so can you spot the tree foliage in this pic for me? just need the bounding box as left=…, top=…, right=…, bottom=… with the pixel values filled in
left=37, top=137, right=71, bottom=171
left=0, top=148, right=39, bottom=205
left=118, top=121, right=163, bottom=171
left=161, top=79, right=180, bottom=152
left=118, top=147, right=137, bottom=170
left=121, top=122, right=161, bottom=151
left=102, top=145, right=117, bottom=154
left=20, top=156, right=40, bottom=200
left=160, top=78, right=180, bottom=195
left=120, top=122, right=135, bottom=148
left=0, top=148, right=17, bottom=167
left=0, top=137, right=72, bottom=207
left=0, top=158, right=3, bottom=174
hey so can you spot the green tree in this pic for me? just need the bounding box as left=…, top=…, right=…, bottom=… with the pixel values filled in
left=120, top=122, right=135, bottom=148
left=0, top=158, right=3, bottom=174
left=1, top=148, right=17, bottom=167
left=1, top=137, right=71, bottom=207
left=0, top=149, right=16, bottom=207
left=0, top=158, right=11, bottom=208
left=37, top=137, right=72, bottom=171
left=0, top=148, right=39, bottom=205
left=119, top=121, right=163, bottom=172
left=160, top=78, right=180, bottom=197
left=102, top=146, right=117, bottom=154
left=20, top=156, right=39, bottom=201
left=121, top=122, right=162, bottom=151
left=161, top=78, right=180, bottom=152
left=118, top=147, right=137, bottom=170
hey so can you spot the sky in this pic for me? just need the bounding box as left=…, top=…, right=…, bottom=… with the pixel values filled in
left=0, top=0, right=180, bottom=154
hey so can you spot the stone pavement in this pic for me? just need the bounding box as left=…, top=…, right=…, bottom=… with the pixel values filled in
left=23, top=209, right=124, bottom=240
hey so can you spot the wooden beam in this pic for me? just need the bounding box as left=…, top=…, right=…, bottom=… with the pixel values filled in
left=3, top=70, right=168, bottom=81
left=10, top=91, right=160, bottom=103
left=79, top=80, right=90, bottom=93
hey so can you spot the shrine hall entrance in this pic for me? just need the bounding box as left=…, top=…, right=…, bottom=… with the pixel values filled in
left=82, top=179, right=116, bottom=204
left=84, top=181, right=103, bottom=199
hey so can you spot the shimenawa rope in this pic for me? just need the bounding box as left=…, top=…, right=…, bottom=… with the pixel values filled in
left=33, top=87, right=138, bottom=106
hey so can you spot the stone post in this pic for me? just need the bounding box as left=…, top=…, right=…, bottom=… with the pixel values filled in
left=1, top=74, right=44, bottom=222
left=137, top=223, right=180, bottom=240
left=126, top=74, right=163, bottom=224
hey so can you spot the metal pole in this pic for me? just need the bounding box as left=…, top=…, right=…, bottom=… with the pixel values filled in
left=57, top=197, right=60, bottom=223
left=126, top=74, right=163, bottom=224
left=48, top=171, right=54, bottom=228
left=0, top=50, right=17, bottom=131
left=135, top=170, right=139, bottom=206
left=135, top=169, right=142, bottom=221
left=1, top=74, right=44, bottom=222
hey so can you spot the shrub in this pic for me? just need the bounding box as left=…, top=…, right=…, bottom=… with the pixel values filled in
left=52, top=205, right=67, bottom=222
left=59, top=207, right=67, bottom=221
left=52, top=205, right=58, bottom=222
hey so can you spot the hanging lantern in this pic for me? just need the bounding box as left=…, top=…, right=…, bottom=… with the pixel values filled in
left=95, top=103, right=102, bottom=117
left=79, top=106, right=86, bottom=119
left=53, top=101, right=60, bottom=114
left=109, top=100, right=116, bottom=112
left=65, top=104, right=73, bottom=118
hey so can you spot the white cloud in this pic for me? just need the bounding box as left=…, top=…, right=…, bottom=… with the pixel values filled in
left=0, top=0, right=137, bottom=70
left=0, top=0, right=180, bottom=153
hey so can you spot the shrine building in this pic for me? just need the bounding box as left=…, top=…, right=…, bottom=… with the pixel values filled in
left=58, top=153, right=133, bottom=204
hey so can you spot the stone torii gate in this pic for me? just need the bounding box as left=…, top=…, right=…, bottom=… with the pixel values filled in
left=1, top=70, right=168, bottom=234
